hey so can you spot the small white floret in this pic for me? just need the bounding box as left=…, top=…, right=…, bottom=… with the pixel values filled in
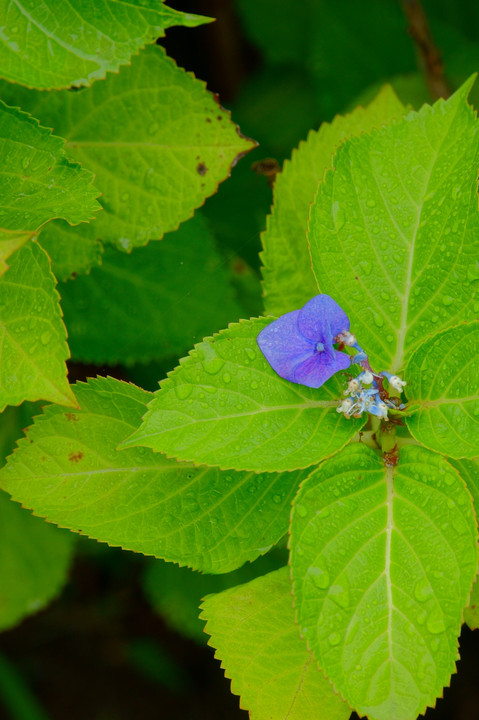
left=388, top=375, right=406, bottom=393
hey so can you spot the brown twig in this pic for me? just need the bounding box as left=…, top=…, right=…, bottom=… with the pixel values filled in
left=401, top=0, right=451, bottom=100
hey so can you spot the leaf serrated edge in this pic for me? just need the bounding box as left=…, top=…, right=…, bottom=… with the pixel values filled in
left=0, top=5, right=213, bottom=92
left=259, top=85, right=406, bottom=308
left=288, top=446, right=477, bottom=720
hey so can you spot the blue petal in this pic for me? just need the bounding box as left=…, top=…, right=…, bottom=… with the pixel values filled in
left=293, top=348, right=351, bottom=388
left=257, top=311, right=315, bottom=382
left=298, top=295, right=350, bottom=343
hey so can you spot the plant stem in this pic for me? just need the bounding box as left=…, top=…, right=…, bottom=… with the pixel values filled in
left=401, top=0, right=451, bottom=99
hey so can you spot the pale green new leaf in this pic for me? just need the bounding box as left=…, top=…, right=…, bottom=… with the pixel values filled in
left=308, top=77, right=479, bottom=372
left=0, top=100, right=99, bottom=248
left=0, top=240, right=76, bottom=410
left=58, top=215, right=242, bottom=365
left=0, top=404, right=74, bottom=632
left=405, top=323, right=479, bottom=458
left=201, top=567, right=350, bottom=720
left=39, top=220, right=103, bottom=282
left=0, top=377, right=306, bottom=573
left=0, top=0, right=209, bottom=90
left=290, top=444, right=478, bottom=720
left=121, top=318, right=365, bottom=472
left=0, top=46, right=255, bottom=249
left=261, top=85, right=405, bottom=316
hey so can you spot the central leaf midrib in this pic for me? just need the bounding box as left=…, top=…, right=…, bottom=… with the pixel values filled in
left=392, top=108, right=461, bottom=373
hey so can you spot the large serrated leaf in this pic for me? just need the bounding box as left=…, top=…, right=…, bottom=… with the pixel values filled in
left=0, top=240, right=76, bottom=410
left=201, top=567, right=350, bottom=720
left=121, top=318, right=365, bottom=472
left=290, top=444, right=478, bottom=720
left=261, top=85, right=405, bottom=317
left=308, top=77, right=479, bottom=372
left=405, top=323, right=479, bottom=459
left=0, top=46, right=255, bottom=250
left=0, top=404, right=74, bottom=632
left=58, top=215, right=242, bottom=365
left=0, top=0, right=209, bottom=90
left=0, top=377, right=306, bottom=573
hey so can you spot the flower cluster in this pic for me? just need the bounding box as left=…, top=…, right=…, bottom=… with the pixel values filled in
left=336, top=370, right=405, bottom=419
left=257, top=294, right=406, bottom=421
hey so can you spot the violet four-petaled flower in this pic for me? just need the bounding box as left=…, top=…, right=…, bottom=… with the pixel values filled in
left=257, top=295, right=351, bottom=388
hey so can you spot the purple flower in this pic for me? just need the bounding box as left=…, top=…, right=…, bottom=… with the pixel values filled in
left=257, top=295, right=351, bottom=388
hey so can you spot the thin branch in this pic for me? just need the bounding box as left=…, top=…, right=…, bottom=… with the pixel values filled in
left=401, top=0, right=451, bottom=99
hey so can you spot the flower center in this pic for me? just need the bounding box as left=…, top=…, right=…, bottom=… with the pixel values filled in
left=316, top=342, right=325, bottom=352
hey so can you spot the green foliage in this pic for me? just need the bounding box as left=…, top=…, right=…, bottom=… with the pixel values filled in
left=201, top=567, right=350, bottom=720
left=405, top=323, right=479, bottom=458
left=0, top=240, right=76, bottom=410
left=0, top=404, right=74, bottom=632
left=0, top=490, right=74, bottom=632
left=1, top=3, right=479, bottom=718
left=0, top=0, right=209, bottom=90
left=59, top=215, right=242, bottom=365
left=121, top=318, right=365, bottom=471
left=0, top=45, right=255, bottom=250
left=261, top=85, right=406, bottom=317
left=290, top=444, right=478, bottom=720
left=38, top=220, right=103, bottom=282
left=0, top=99, right=99, bottom=267
left=308, top=78, right=479, bottom=371
left=0, top=377, right=306, bottom=573
left=144, top=549, right=286, bottom=643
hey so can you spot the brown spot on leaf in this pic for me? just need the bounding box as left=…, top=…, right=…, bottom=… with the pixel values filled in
left=68, top=451, right=84, bottom=463
left=196, top=162, right=208, bottom=176
left=206, top=117, right=211, bottom=123
left=65, top=413, right=78, bottom=422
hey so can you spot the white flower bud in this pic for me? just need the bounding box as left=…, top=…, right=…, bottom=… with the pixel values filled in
left=359, top=370, right=374, bottom=385
left=388, top=375, right=406, bottom=393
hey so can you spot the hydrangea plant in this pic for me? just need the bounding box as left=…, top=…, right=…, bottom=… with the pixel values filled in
left=0, top=20, right=478, bottom=720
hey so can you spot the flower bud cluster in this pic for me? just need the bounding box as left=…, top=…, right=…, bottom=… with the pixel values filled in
left=337, top=368, right=406, bottom=420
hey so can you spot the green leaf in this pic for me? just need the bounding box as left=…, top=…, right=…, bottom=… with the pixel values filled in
left=0, top=229, right=34, bottom=277
left=0, top=240, right=76, bottom=410
left=58, top=215, right=242, bottom=365
left=0, top=404, right=74, bottom=632
left=405, top=323, right=479, bottom=459
left=121, top=318, right=365, bottom=472
left=38, top=220, right=103, bottom=282
left=0, top=46, right=255, bottom=249
left=201, top=567, right=350, bottom=720
left=144, top=549, right=286, bottom=644
left=0, top=490, right=74, bottom=632
left=308, top=77, right=479, bottom=372
left=261, top=85, right=405, bottom=317
left=0, top=100, right=99, bottom=232
left=290, top=444, right=478, bottom=720
left=0, top=377, right=306, bottom=573
left=444, top=456, right=479, bottom=630
left=0, top=0, right=209, bottom=90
